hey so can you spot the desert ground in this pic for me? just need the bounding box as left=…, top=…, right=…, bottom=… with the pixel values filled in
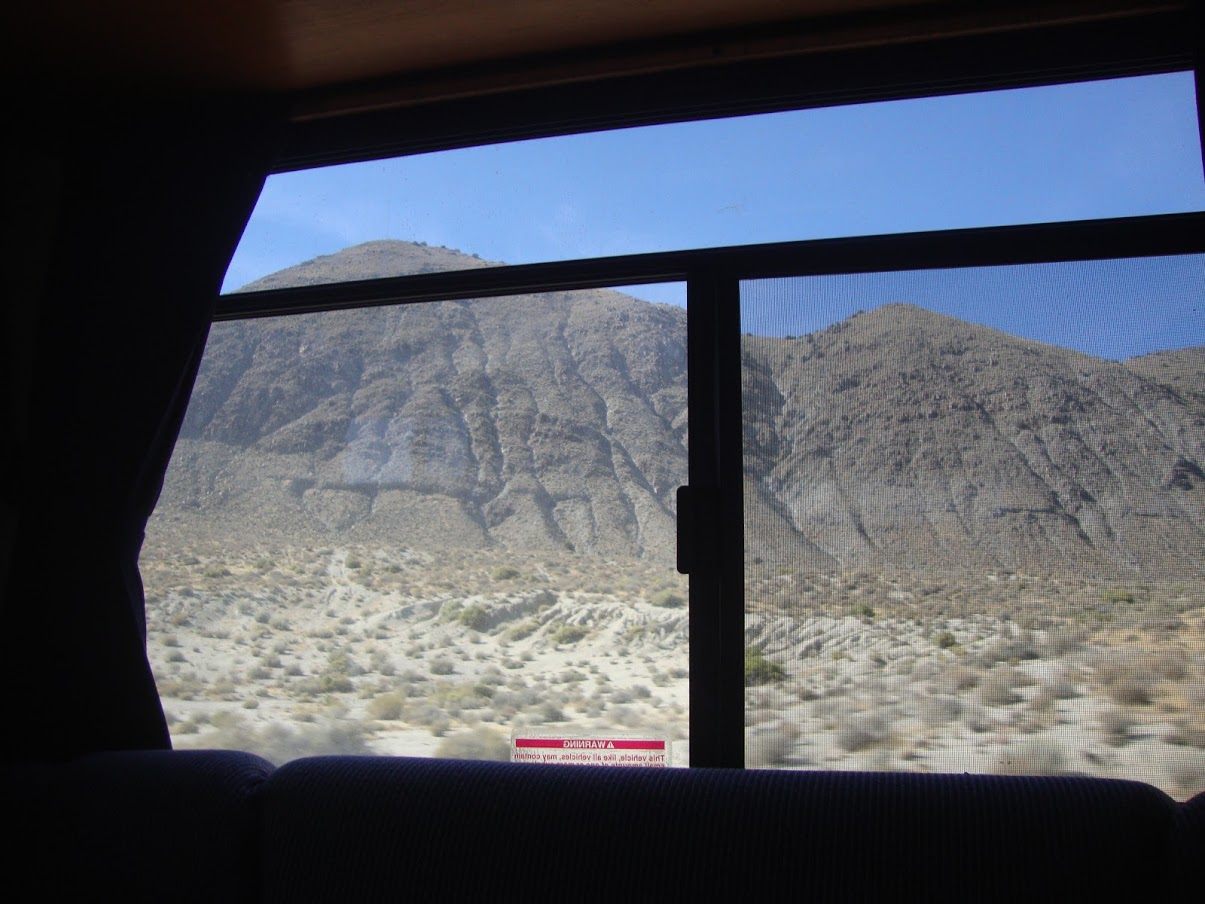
left=141, top=540, right=1205, bottom=799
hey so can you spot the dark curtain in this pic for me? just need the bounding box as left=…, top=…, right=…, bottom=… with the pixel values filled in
left=0, top=92, right=281, bottom=761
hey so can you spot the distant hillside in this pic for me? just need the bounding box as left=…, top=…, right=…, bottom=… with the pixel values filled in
left=1122, top=346, right=1205, bottom=421
left=238, top=240, right=497, bottom=291
left=742, top=304, right=1205, bottom=577
left=154, top=241, right=1204, bottom=578
left=161, top=242, right=688, bottom=560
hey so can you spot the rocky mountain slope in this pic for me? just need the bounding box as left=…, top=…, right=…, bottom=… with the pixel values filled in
left=154, top=241, right=1204, bottom=578
left=160, top=242, right=688, bottom=559
left=743, top=304, right=1204, bottom=578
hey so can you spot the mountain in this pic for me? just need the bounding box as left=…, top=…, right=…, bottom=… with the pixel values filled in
left=160, top=242, right=688, bottom=560
left=742, top=304, right=1205, bottom=578
left=154, top=241, right=1204, bottom=579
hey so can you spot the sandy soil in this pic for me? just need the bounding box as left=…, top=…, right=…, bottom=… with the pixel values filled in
left=141, top=542, right=1205, bottom=799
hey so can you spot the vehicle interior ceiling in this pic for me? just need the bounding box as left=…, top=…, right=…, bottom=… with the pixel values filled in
left=2, top=1, right=1204, bottom=900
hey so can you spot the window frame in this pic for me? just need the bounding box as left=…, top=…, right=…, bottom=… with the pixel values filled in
left=208, top=17, right=1205, bottom=763
left=215, top=210, right=1205, bottom=766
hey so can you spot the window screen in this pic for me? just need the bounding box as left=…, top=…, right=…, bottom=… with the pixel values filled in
left=740, top=255, right=1204, bottom=799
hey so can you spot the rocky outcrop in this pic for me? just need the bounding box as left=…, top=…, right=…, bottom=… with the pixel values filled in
left=156, top=243, right=1203, bottom=579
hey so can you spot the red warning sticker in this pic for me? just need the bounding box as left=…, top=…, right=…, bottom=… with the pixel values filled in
left=512, top=735, right=670, bottom=766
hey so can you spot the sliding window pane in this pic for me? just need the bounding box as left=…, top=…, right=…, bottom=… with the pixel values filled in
left=226, top=73, right=1203, bottom=295
left=143, top=276, right=688, bottom=765
left=741, top=255, right=1204, bottom=799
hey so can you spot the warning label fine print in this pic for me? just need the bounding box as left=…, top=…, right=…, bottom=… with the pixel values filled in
left=511, top=735, right=670, bottom=767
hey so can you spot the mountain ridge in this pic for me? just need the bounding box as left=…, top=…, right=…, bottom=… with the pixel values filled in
left=154, top=241, right=1204, bottom=579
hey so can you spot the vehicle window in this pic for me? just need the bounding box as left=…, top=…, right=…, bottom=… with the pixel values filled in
left=740, top=254, right=1205, bottom=799
left=224, top=72, right=1204, bottom=300
left=143, top=67, right=1203, bottom=779
left=143, top=278, right=689, bottom=764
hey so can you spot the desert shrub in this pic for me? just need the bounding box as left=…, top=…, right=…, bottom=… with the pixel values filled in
left=1163, top=719, right=1205, bottom=749
left=609, top=705, right=644, bottom=728
left=327, top=649, right=364, bottom=676
left=1107, top=678, right=1151, bottom=706
left=369, top=649, right=396, bottom=676
left=430, top=657, right=455, bottom=675
left=535, top=701, right=565, bottom=723
left=1150, top=650, right=1189, bottom=681
left=458, top=604, right=492, bottom=631
left=434, top=726, right=511, bottom=761
left=1186, top=681, right=1205, bottom=707
left=435, top=681, right=495, bottom=709
left=962, top=703, right=992, bottom=733
left=183, top=715, right=371, bottom=765
left=492, top=565, right=521, bottom=581
left=158, top=674, right=204, bottom=700
left=836, top=714, right=888, bottom=752
left=747, top=724, right=799, bottom=767
left=301, top=673, right=355, bottom=695
left=1045, top=678, right=1078, bottom=700
left=744, top=646, right=785, bottom=686
left=650, top=588, right=685, bottom=608
left=551, top=625, right=588, bottom=645
left=993, top=740, right=1067, bottom=775
left=979, top=669, right=1023, bottom=706
left=977, top=631, right=1040, bottom=666
left=1028, top=686, right=1059, bottom=715
left=933, top=630, right=957, bottom=649
left=505, top=620, right=538, bottom=641
left=920, top=695, right=962, bottom=726
left=367, top=691, right=407, bottom=721
left=1166, top=751, right=1205, bottom=797
left=932, top=664, right=979, bottom=694
left=345, top=557, right=362, bottom=569
left=202, top=566, right=230, bottom=579
left=1101, top=588, right=1136, bottom=604
left=1044, top=625, right=1088, bottom=656
left=1099, top=708, right=1134, bottom=747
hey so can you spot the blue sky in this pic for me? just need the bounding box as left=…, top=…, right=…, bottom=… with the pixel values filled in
left=226, top=72, right=1204, bottom=358
left=741, top=255, right=1205, bottom=360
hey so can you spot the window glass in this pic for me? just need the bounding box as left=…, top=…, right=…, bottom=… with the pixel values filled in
left=740, top=255, right=1205, bottom=799
left=225, top=73, right=1204, bottom=299
left=143, top=272, right=689, bottom=764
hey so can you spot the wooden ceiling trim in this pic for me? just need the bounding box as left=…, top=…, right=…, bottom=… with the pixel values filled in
left=4, top=1, right=1184, bottom=101
left=277, top=6, right=1194, bottom=172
